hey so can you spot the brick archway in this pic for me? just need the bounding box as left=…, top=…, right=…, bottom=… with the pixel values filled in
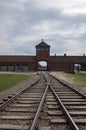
left=37, top=61, right=48, bottom=71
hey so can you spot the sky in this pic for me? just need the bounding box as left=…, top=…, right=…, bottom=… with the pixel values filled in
left=0, top=0, right=86, bottom=55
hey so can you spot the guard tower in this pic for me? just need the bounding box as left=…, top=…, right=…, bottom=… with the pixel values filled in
left=35, top=40, right=50, bottom=71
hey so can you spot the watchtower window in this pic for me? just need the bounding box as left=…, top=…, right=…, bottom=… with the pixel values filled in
left=37, top=47, right=49, bottom=50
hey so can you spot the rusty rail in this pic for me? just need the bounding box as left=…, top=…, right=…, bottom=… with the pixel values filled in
left=50, top=74, right=86, bottom=99
left=29, top=84, right=49, bottom=130
left=29, top=72, right=50, bottom=130
left=0, top=76, right=41, bottom=110
left=50, top=85, right=79, bottom=130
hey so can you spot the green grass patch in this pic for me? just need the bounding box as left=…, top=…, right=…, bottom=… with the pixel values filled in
left=67, top=72, right=86, bottom=86
left=0, top=74, right=32, bottom=92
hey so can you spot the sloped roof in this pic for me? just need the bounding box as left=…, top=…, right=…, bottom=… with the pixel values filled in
left=36, top=40, right=50, bottom=47
left=0, top=56, right=35, bottom=62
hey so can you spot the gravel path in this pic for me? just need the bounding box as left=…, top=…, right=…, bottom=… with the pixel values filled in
left=51, top=72, right=86, bottom=95
left=0, top=73, right=39, bottom=101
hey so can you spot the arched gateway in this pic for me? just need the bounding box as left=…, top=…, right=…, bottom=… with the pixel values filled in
left=0, top=40, right=86, bottom=72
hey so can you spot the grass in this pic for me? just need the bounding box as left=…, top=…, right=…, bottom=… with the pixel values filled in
left=0, top=73, right=32, bottom=92
left=66, top=72, right=86, bottom=86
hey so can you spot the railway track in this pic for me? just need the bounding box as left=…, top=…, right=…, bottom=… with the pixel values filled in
left=0, top=72, right=86, bottom=130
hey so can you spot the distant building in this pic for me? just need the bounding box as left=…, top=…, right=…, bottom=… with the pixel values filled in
left=0, top=40, right=86, bottom=72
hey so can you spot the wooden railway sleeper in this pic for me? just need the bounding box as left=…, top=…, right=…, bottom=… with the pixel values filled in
left=29, top=84, right=49, bottom=130
left=49, top=85, right=79, bottom=130
left=29, top=72, right=51, bottom=130
left=0, top=76, right=41, bottom=110
left=50, top=74, right=86, bottom=99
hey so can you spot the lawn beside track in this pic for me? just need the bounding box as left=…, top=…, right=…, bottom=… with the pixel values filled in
left=0, top=73, right=32, bottom=92
left=66, top=72, right=86, bottom=86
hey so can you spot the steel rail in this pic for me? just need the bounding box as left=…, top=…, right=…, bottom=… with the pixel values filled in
left=0, top=76, right=41, bottom=110
left=50, top=74, right=86, bottom=99
left=42, top=72, right=48, bottom=82
left=29, top=84, right=49, bottom=130
left=49, top=85, right=79, bottom=130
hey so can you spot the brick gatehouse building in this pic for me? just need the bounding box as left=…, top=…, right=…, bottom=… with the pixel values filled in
left=0, top=40, right=86, bottom=72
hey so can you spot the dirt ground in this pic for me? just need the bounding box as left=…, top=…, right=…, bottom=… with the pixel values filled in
left=51, top=72, right=86, bottom=95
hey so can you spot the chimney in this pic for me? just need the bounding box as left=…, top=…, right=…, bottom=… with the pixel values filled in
left=64, top=53, right=66, bottom=56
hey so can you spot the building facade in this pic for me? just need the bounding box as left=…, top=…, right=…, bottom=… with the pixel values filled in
left=0, top=40, right=86, bottom=72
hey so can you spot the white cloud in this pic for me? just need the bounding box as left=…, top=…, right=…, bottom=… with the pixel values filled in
left=0, top=39, right=15, bottom=54
left=0, top=0, right=86, bottom=55
left=63, top=8, right=86, bottom=16
left=36, top=0, right=73, bottom=9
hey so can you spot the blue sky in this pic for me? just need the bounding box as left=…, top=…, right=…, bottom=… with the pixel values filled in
left=0, top=0, right=86, bottom=55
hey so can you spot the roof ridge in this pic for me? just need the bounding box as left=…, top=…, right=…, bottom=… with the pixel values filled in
left=36, top=40, right=50, bottom=47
